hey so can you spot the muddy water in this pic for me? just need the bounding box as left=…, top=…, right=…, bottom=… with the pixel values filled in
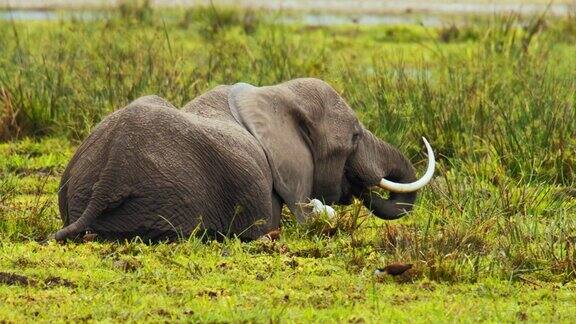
left=250, top=0, right=573, bottom=16
left=0, top=10, right=102, bottom=21
left=0, top=1, right=572, bottom=25
left=0, top=9, right=444, bottom=26
left=1, top=0, right=573, bottom=16
left=283, top=14, right=443, bottom=26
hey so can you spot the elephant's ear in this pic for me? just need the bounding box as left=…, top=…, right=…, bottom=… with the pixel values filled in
left=228, top=82, right=314, bottom=221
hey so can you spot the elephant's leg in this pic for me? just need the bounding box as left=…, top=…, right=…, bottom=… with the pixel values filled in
left=216, top=178, right=281, bottom=241
left=256, top=192, right=283, bottom=241
left=271, top=191, right=282, bottom=228
left=90, top=196, right=189, bottom=242
left=55, top=161, right=133, bottom=242
left=57, top=173, right=70, bottom=226
left=55, top=184, right=94, bottom=241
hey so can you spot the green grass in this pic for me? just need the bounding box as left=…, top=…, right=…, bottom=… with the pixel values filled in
left=1, top=239, right=575, bottom=322
left=0, top=5, right=575, bottom=322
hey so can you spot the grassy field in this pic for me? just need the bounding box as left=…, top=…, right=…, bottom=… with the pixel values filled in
left=0, top=4, right=575, bottom=322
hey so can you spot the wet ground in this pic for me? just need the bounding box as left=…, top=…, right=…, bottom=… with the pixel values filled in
left=0, top=271, right=76, bottom=288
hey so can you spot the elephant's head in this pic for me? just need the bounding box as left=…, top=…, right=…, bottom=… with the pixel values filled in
left=228, top=78, right=434, bottom=221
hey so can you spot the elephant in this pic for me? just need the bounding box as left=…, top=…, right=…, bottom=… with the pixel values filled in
left=55, top=78, right=435, bottom=242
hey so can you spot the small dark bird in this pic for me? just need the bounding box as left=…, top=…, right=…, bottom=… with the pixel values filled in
left=82, top=232, right=98, bottom=242
left=264, top=229, right=281, bottom=241
left=375, top=263, right=413, bottom=277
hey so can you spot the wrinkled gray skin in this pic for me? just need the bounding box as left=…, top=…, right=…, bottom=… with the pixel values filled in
left=56, top=78, right=417, bottom=242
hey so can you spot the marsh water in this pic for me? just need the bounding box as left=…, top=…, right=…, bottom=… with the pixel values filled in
left=0, top=10, right=447, bottom=26
left=0, top=10, right=102, bottom=21
left=0, top=1, right=573, bottom=26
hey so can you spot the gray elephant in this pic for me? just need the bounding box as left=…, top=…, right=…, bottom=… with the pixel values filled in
left=55, top=78, right=434, bottom=242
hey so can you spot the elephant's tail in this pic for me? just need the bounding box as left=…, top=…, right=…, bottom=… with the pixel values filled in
left=55, top=159, right=121, bottom=242
left=54, top=199, right=106, bottom=242
left=55, top=119, right=128, bottom=242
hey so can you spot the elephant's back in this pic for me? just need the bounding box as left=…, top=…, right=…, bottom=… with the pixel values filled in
left=65, top=93, right=268, bottom=190
left=182, top=84, right=233, bottom=119
left=61, top=94, right=273, bottom=240
left=113, top=94, right=269, bottom=179
left=180, top=85, right=271, bottom=178
left=63, top=96, right=178, bottom=181
left=59, top=95, right=179, bottom=225
left=115, top=103, right=273, bottom=238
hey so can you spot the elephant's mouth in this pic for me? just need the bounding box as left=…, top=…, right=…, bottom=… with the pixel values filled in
left=340, top=137, right=435, bottom=220
left=338, top=171, right=365, bottom=205
left=338, top=190, right=354, bottom=205
left=341, top=176, right=417, bottom=220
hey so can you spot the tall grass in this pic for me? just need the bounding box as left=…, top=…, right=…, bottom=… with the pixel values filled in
left=1, top=9, right=572, bottom=181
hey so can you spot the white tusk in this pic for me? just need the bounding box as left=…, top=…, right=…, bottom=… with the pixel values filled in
left=378, top=137, right=435, bottom=193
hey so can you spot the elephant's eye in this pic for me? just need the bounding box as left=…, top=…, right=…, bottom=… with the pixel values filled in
left=352, top=132, right=360, bottom=143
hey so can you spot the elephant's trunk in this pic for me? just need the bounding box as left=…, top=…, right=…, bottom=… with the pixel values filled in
left=377, top=137, right=435, bottom=193
left=347, top=130, right=434, bottom=220
left=367, top=137, right=434, bottom=219
left=360, top=142, right=418, bottom=219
